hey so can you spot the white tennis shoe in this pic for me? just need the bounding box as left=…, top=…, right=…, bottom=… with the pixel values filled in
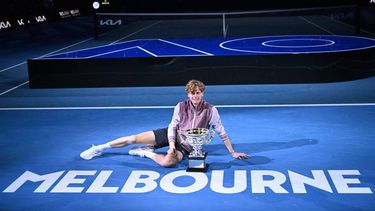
left=128, top=145, right=155, bottom=157
left=80, top=145, right=104, bottom=160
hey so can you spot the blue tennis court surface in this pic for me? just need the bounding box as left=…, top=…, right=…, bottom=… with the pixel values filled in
left=0, top=105, right=375, bottom=210
left=43, top=35, right=375, bottom=59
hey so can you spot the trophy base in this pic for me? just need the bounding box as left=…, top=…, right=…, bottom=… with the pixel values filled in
left=186, top=164, right=209, bottom=172
left=186, top=152, right=209, bottom=172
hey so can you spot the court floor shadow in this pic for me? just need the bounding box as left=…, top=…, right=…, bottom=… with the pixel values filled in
left=209, top=155, right=272, bottom=170
left=206, top=138, right=318, bottom=155
left=206, top=138, right=318, bottom=170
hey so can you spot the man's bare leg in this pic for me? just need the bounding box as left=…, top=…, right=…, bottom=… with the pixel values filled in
left=81, top=131, right=184, bottom=167
left=122, top=131, right=184, bottom=167
left=105, top=131, right=184, bottom=167
left=151, top=151, right=183, bottom=167
left=80, top=131, right=156, bottom=160
left=108, top=131, right=157, bottom=148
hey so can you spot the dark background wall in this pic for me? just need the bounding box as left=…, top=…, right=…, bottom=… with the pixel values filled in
left=0, top=0, right=91, bottom=31
left=0, top=0, right=374, bottom=32
left=95, top=0, right=362, bottom=12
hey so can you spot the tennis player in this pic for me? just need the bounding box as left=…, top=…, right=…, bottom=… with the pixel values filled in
left=80, top=79, right=249, bottom=167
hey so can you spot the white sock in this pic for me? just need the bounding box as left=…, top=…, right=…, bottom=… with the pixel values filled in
left=144, top=151, right=156, bottom=159
left=97, top=143, right=111, bottom=151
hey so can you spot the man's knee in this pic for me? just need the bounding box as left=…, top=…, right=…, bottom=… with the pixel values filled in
left=160, top=154, right=181, bottom=167
left=128, top=135, right=137, bottom=144
left=160, top=161, right=175, bottom=168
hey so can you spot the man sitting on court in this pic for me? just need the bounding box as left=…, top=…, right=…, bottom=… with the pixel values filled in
left=80, top=79, right=249, bottom=167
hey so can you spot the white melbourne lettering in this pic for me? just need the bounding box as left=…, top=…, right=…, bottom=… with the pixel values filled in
left=329, top=170, right=372, bottom=194
left=210, top=170, right=247, bottom=193
left=3, top=171, right=64, bottom=193
left=51, top=170, right=96, bottom=193
left=288, top=170, right=333, bottom=193
left=121, top=171, right=159, bottom=193
left=160, top=170, right=208, bottom=193
left=87, top=170, right=119, bottom=193
left=251, top=170, right=288, bottom=193
left=2, top=170, right=373, bottom=194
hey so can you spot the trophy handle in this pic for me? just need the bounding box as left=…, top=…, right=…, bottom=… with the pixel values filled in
left=208, top=130, right=215, bottom=143
left=177, top=130, right=186, bottom=143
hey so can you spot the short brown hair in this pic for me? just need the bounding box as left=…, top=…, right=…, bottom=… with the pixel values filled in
left=185, top=79, right=205, bottom=93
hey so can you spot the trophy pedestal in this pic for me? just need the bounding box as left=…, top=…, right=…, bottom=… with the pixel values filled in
left=187, top=152, right=209, bottom=172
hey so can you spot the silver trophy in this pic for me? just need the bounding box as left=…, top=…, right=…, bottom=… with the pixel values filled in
left=180, top=128, right=215, bottom=172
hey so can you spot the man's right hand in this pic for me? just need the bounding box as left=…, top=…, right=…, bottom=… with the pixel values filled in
left=167, top=147, right=177, bottom=156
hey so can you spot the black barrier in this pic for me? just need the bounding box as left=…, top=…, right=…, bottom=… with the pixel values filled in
left=28, top=47, right=375, bottom=88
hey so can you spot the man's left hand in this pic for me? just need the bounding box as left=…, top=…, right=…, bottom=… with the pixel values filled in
left=232, top=152, right=250, bottom=159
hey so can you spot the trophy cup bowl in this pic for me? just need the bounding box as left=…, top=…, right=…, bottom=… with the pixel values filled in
left=181, top=128, right=215, bottom=172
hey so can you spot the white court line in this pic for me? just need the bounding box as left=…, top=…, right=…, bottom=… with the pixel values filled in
left=86, top=46, right=158, bottom=58
left=110, top=21, right=163, bottom=45
left=219, top=35, right=375, bottom=54
left=262, top=39, right=335, bottom=48
left=158, top=39, right=214, bottom=56
left=37, top=38, right=93, bottom=58
left=0, top=62, right=27, bottom=73
left=97, top=6, right=356, bottom=17
left=0, top=37, right=93, bottom=96
left=1, top=20, right=164, bottom=95
left=299, top=16, right=335, bottom=35
left=0, top=81, right=29, bottom=96
left=1, top=103, right=375, bottom=111
left=137, top=46, right=158, bottom=57
left=41, top=39, right=144, bottom=58
left=42, top=21, right=162, bottom=58
left=85, top=46, right=139, bottom=58
left=0, top=37, right=93, bottom=73
left=92, top=38, right=214, bottom=58
left=328, top=16, right=375, bottom=37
